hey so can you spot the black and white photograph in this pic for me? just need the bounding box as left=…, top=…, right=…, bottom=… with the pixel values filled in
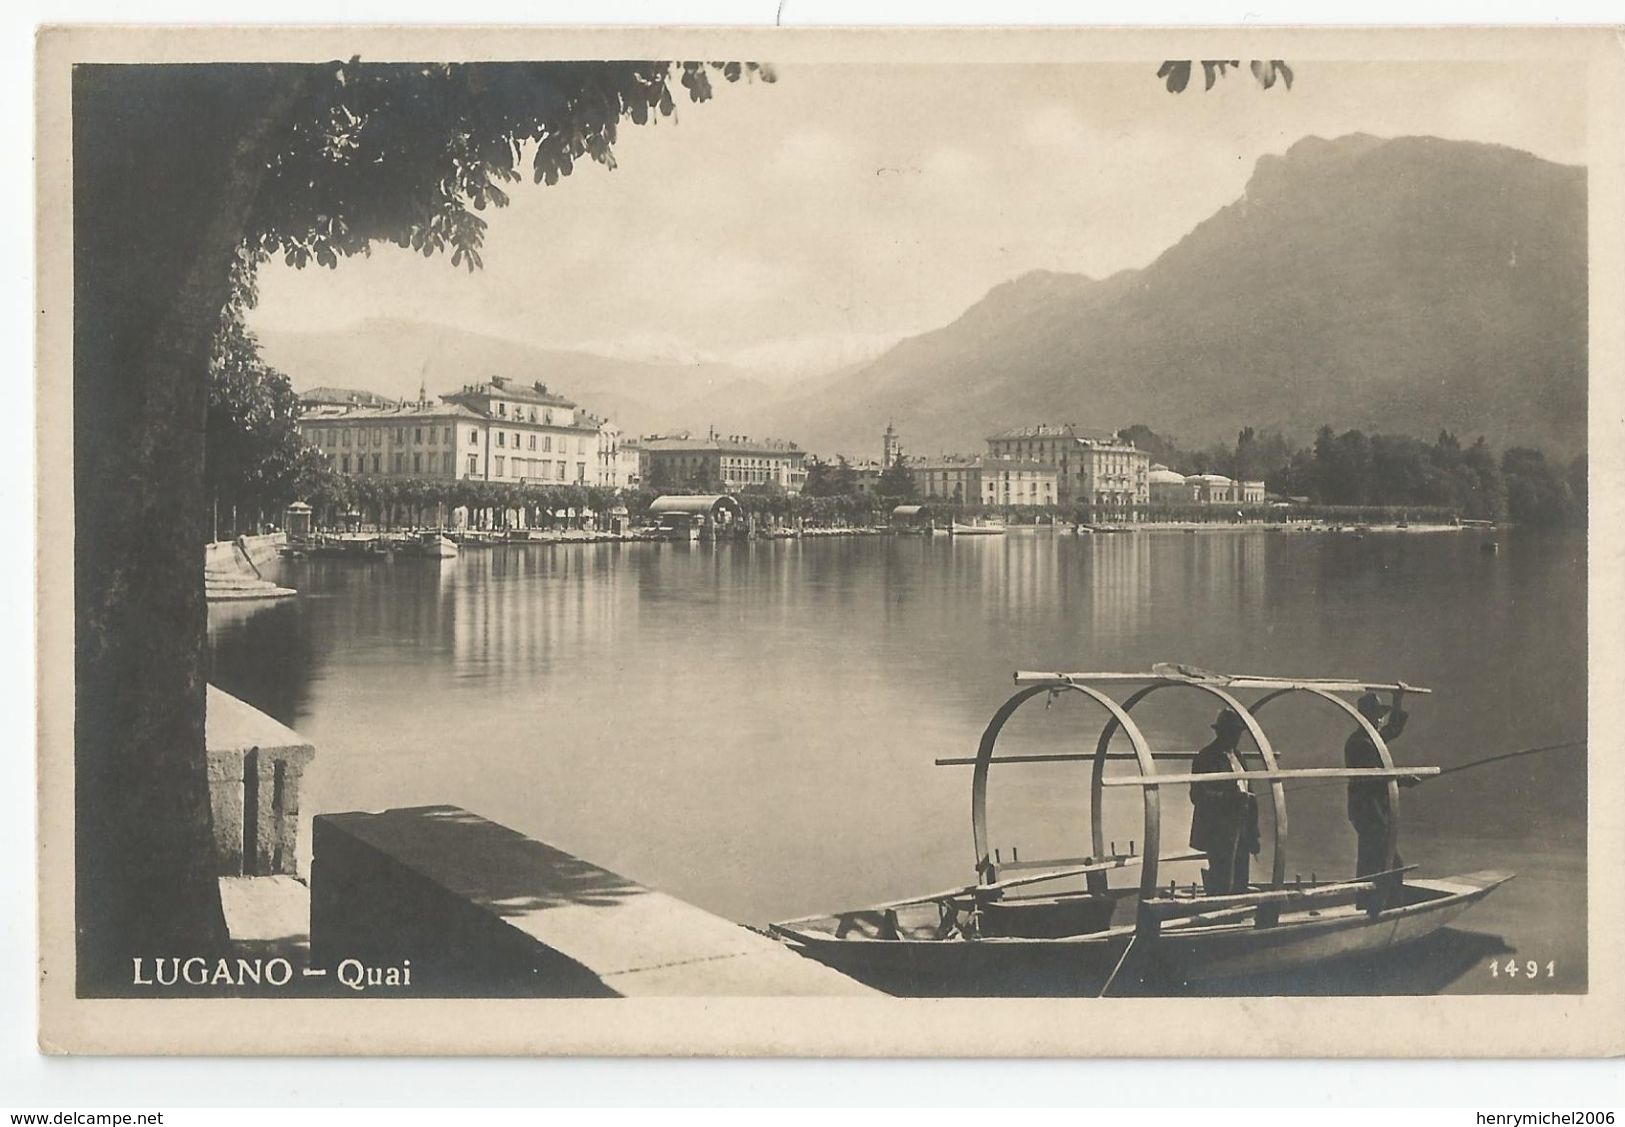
left=33, top=25, right=1625, bottom=1057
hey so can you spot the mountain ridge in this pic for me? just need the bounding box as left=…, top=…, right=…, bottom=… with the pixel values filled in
left=754, top=133, right=1585, bottom=460
left=257, top=133, right=1586, bottom=462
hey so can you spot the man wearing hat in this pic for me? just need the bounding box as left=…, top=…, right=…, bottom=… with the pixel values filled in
left=1346, top=688, right=1411, bottom=890
left=1189, top=707, right=1261, bottom=895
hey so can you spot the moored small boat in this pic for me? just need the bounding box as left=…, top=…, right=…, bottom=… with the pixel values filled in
left=407, top=532, right=459, bottom=559
left=951, top=521, right=1006, bottom=536
left=770, top=665, right=1511, bottom=996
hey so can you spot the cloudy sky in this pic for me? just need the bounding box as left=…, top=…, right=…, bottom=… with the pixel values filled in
left=248, top=60, right=1585, bottom=376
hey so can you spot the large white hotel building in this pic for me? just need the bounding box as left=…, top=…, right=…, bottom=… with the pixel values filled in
left=297, top=377, right=637, bottom=489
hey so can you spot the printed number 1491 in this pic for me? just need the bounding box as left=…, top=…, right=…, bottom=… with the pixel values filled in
left=1489, top=959, right=1555, bottom=978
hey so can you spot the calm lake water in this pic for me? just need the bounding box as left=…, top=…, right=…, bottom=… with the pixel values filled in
left=209, top=526, right=1588, bottom=994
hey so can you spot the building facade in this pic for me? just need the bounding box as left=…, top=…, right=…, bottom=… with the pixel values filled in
left=985, top=424, right=1150, bottom=512
left=1187, top=473, right=1235, bottom=504
left=641, top=433, right=808, bottom=495
left=1148, top=465, right=1199, bottom=504
left=617, top=438, right=644, bottom=491
left=981, top=459, right=1058, bottom=507
left=297, top=376, right=631, bottom=488
left=1180, top=473, right=1267, bottom=506
left=440, top=377, right=606, bottom=486
left=298, top=402, right=486, bottom=480
left=910, top=456, right=982, bottom=502
left=849, top=461, right=884, bottom=496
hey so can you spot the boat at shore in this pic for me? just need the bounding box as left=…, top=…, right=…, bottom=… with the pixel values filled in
left=406, top=532, right=459, bottom=559
left=770, top=665, right=1510, bottom=996
left=305, top=534, right=392, bottom=559
left=950, top=521, right=1006, bottom=536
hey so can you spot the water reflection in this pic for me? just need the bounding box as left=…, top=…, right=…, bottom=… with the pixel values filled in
left=208, top=528, right=1587, bottom=993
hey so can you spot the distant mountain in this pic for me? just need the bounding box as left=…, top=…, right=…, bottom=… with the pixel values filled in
left=758, top=134, right=1587, bottom=460
left=256, top=318, right=783, bottom=438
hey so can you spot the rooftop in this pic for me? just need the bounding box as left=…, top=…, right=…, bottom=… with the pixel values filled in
left=298, top=386, right=400, bottom=408
left=641, top=433, right=804, bottom=455
left=909, top=455, right=983, bottom=470
left=987, top=423, right=1124, bottom=444
left=448, top=376, right=578, bottom=409
left=302, top=401, right=488, bottom=423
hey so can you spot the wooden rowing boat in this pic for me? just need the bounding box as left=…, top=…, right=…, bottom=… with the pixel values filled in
left=769, top=666, right=1511, bottom=996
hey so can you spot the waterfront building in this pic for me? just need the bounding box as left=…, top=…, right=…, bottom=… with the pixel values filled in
left=441, top=377, right=605, bottom=486
left=1149, top=467, right=1267, bottom=508
left=1149, top=464, right=1199, bottom=504
left=582, top=413, right=624, bottom=489
left=1187, top=473, right=1236, bottom=504
left=849, top=461, right=884, bottom=496
left=297, top=400, right=487, bottom=480
left=618, top=437, right=644, bottom=491
left=296, top=376, right=631, bottom=487
left=910, top=456, right=982, bottom=502
left=985, top=424, right=1150, bottom=512
left=641, top=432, right=808, bottom=494
left=981, top=458, right=1058, bottom=507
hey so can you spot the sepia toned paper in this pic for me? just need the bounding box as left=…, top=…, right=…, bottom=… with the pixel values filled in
left=35, top=24, right=1625, bottom=1056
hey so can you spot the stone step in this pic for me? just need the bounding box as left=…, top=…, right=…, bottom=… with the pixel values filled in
left=311, top=805, right=877, bottom=997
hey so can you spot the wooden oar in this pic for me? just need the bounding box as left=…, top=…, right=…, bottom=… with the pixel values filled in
left=934, top=751, right=1201, bottom=766
left=1149, top=662, right=1431, bottom=695
left=867, top=850, right=1204, bottom=911
left=1102, top=766, right=1440, bottom=787
left=1140, top=865, right=1418, bottom=921
left=1011, top=666, right=1431, bottom=695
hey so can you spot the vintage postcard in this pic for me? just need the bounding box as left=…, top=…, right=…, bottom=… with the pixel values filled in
left=35, top=25, right=1625, bottom=1055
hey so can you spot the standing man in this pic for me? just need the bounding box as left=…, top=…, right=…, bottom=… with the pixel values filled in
left=1345, top=688, right=1411, bottom=890
left=1189, top=708, right=1260, bottom=895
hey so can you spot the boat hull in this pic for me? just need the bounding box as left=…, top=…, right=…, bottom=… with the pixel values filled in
left=408, top=535, right=459, bottom=559
left=1153, top=871, right=1508, bottom=983
left=771, top=871, right=1511, bottom=996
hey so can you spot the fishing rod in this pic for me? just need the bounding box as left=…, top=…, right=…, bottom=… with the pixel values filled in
left=1290, top=740, right=1584, bottom=791
left=1433, top=740, right=1585, bottom=778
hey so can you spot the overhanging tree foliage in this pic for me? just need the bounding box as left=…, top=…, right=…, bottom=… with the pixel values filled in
left=74, top=59, right=770, bottom=993
left=207, top=299, right=334, bottom=537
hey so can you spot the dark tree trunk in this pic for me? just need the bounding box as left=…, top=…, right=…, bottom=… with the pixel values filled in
left=74, top=65, right=303, bottom=993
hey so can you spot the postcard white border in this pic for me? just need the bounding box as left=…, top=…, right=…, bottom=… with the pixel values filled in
left=33, top=23, right=1625, bottom=1058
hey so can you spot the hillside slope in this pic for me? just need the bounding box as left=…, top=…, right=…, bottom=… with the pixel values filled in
left=767, top=134, right=1586, bottom=459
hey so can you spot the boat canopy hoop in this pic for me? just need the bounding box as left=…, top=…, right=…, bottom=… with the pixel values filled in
left=971, top=683, right=1164, bottom=898
left=1248, top=685, right=1405, bottom=875
left=1094, top=681, right=1289, bottom=888
left=973, top=672, right=1422, bottom=897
